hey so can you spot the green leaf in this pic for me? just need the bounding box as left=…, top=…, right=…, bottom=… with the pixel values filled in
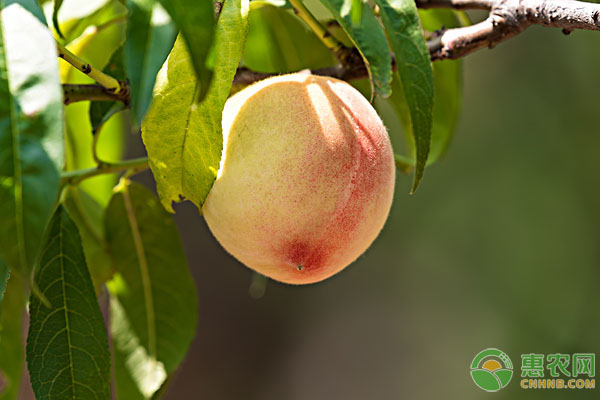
left=429, top=54, right=461, bottom=162
left=105, top=181, right=197, bottom=399
left=61, top=6, right=127, bottom=207
left=318, top=0, right=392, bottom=98
left=26, top=206, right=111, bottom=400
left=6, top=0, right=47, bottom=24
left=101, top=43, right=127, bottom=81
left=53, top=0, right=65, bottom=38
left=90, top=102, right=126, bottom=138
left=350, top=0, right=361, bottom=26
left=89, top=47, right=126, bottom=133
left=385, top=72, right=412, bottom=143
left=384, top=61, right=462, bottom=166
left=0, top=274, right=27, bottom=400
left=56, top=0, right=122, bottom=44
left=0, top=1, right=62, bottom=274
left=374, top=0, right=434, bottom=193
left=142, top=0, right=249, bottom=212
left=63, top=187, right=113, bottom=291
left=371, top=10, right=462, bottom=169
left=253, top=0, right=292, bottom=7
left=242, top=2, right=336, bottom=74
left=125, top=0, right=177, bottom=124
left=111, top=296, right=163, bottom=400
left=157, top=0, right=216, bottom=103
left=419, top=9, right=462, bottom=163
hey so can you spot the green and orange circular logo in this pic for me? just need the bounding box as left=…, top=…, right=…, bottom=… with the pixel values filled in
left=471, top=348, right=513, bottom=392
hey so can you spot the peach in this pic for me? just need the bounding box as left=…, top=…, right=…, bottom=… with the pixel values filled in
left=202, top=74, right=395, bottom=284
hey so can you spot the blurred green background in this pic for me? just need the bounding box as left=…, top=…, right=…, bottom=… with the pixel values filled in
left=157, top=18, right=600, bottom=400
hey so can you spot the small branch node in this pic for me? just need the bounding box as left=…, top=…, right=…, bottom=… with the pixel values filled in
left=57, top=41, right=124, bottom=93
left=214, top=1, right=223, bottom=17
left=62, top=83, right=131, bottom=105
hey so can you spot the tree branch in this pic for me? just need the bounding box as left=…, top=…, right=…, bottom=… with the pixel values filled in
left=63, top=84, right=130, bottom=105
left=415, top=0, right=493, bottom=10
left=233, top=47, right=368, bottom=86
left=233, top=59, right=369, bottom=86
left=64, top=0, right=600, bottom=102
left=57, top=41, right=127, bottom=94
left=61, top=157, right=149, bottom=185
left=235, top=0, right=600, bottom=84
left=428, top=0, right=600, bottom=60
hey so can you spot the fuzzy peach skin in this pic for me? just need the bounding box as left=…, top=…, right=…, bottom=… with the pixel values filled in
left=202, top=74, right=395, bottom=284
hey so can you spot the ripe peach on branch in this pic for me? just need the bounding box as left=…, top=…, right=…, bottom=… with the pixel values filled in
left=203, top=74, right=396, bottom=284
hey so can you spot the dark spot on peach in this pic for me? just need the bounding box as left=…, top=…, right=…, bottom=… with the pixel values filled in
left=283, top=240, right=328, bottom=273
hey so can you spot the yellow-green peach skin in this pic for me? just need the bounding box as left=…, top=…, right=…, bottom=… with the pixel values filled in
left=203, top=74, right=395, bottom=284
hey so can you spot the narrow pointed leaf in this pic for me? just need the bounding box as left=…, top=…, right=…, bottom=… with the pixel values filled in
left=430, top=60, right=461, bottom=162
left=0, top=274, right=27, bottom=400
left=350, top=0, right=362, bottom=26
left=63, top=187, right=113, bottom=291
left=374, top=0, right=434, bottom=192
left=90, top=102, right=126, bottom=138
left=89, top=47, right=126, bottom=133
left=383, top=60, right=462, bottom=167
left=124, top=0, right=177, bottom=124
left=26, top=206, right=111, bottom=400
left=242, top=3, right=336, bottom=74
left=419, top=9, right=462, bottom=163
left=377, top=10, right=463, bottom=168
left=110, top=294, right=165, bottom=400
left=157, top=0, right=216, bottom=103
left=0, top=1, right=62, bottom=274
left=106, top=182, right=197, bottom=399
left=53, top=0, right=65, bottom=38
left=318, top=0, right=392, bottom=98
left=142, top=0, right=249, bottom=212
